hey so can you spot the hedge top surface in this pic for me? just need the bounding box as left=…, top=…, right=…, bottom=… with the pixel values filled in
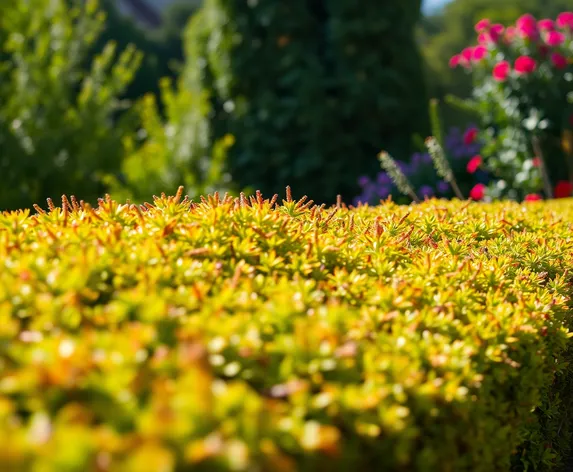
left=0, top=190, right=572, bottom=471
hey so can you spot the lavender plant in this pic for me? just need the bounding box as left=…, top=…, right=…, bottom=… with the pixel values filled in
left=354, top=125, right=487, bottom=205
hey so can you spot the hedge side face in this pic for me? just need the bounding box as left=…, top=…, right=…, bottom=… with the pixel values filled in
left=0, top=193, right=572, bottom=471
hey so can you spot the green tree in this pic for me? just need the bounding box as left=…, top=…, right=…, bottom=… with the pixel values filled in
left=106, top=76, right=234, bottom=203
left=0, top=0, right=141, bottom=210
left=184, top=0, right=428, bottom=204
left=152, top=0, right=203, bottom=74
left=95, top=0, right=168, bottom=102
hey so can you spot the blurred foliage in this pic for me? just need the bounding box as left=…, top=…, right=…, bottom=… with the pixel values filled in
left=150, top=0, right=203, bottom=74
left=0, top=0, right=141, bottom=210
left=1, top=195, right=573, bottom=470
left=184, top=0, right=429, bottom=204
left=419, top=0, right=573, bottom=127
left=94, top=0, right=170, bottom=102
left=106, top=75, right=234, bottom=202
left=94, top=0, right=202, bottom=106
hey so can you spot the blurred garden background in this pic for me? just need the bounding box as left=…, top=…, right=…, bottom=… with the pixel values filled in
left=0, top=0, right=572, bottom=210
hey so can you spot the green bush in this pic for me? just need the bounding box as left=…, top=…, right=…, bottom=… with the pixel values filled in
left=105, top=76, right=234, bottom=203
left=0, top=0, right=141, bottom=210
left=104, top=9, right=235, bottom=204
left=94, top=0, right=171, bottom=103
left=0, top=191, right=572, bottom=471
left=183, top=0, right=429, bottom=203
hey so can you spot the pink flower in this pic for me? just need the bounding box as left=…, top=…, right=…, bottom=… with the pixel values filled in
left=545, top=30, right=565, bottom=46
left=504, top=26, right=517, bottom=43
left=478, top=32, right=490, bottom=44
left=516, top=14, right=538, bottom=39
left=551, top=52, right=568, bottom=69
left=490, top=24, right=505, bottom=41
left=449, top=55, right=461, bottom=68
left=556, top=12, right=573, bottom=30
left=475, top=19, right=491, bottom=32
left=463, top=127, right=479, bottom=145
left=472, top=45, right=488, bottom=61
left=524, top=194, right=542, bottom=202
left=479, top=24, right=504, bottom=44
left=532, top=157, right=541, bottom=167
left=467, top=155, right=482, bottom=173
left=461, top=47, right=474, bottom=62
left=492, top=61, right=511, bottom=81
left=514, top=56, right=537, bottom=74
left=538, top=19, right=555, bottom=31
left=470, top=184, right=486, bottom=201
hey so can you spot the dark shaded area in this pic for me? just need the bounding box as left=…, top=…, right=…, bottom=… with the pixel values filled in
left=184, top=0, right=430, bottom=204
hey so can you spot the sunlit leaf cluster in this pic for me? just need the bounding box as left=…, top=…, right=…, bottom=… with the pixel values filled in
left=1, top=190, right=573, bottom=471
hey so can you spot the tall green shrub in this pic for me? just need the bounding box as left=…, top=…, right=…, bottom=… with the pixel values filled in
left=0, top=0, right=141, bottom=210
left=106, top=76, right=234, bottom=203
left=183, top=0, right=429, bottom=204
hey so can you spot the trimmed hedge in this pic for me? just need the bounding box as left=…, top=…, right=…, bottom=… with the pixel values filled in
left=0, top=190, right=572, bottom=471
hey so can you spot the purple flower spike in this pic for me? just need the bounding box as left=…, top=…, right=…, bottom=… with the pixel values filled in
left=396, top=161, right=409, bottom=174
left=421, top=153, right=432, bottom=164
left=376, top=172, right=391, bottom=185
left=376, top=185, right=391, bottom=198
left=419, top=185, right=435, bottom=198
left=437, top=180, right=449, bottom=194
left=358, top=176, right=370, bottom=187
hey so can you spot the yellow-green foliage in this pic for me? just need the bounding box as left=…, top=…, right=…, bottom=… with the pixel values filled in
left=0, top=190, right=573, bottom=471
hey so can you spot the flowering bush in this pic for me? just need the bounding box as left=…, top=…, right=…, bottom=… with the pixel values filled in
left=354, top=126, right=486, bottom=205
left=449, top=12, right=573, bottom=201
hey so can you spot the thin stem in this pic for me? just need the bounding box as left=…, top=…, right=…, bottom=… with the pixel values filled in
left=450, top=180, right=465, bottom=201
left=532, top=136, right=553, bottom=199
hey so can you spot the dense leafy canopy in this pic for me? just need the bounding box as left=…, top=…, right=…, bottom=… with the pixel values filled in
left=183, top=0, right=429, bottom=204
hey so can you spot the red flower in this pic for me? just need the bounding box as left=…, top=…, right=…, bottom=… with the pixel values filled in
left=514, top=56, right=537, bottom=75
left=545, top=30, right=565, bottom=46
left=538, top=19, right=555, bottom=31
left=493, top=61, right=511, bottom=81
left=532, top=157, right=541, bottom=167
left=554, top=180, right=573, bottom=198
left=516, top=14, right=539, bottom=39
left=504, top=26, right=517, bottom=43
left=490, top=24, right=505, bottom=41
left=449, top=55, right=461, bottom=68
left=467, top=155, right=482, bottom=174
left=524, top=194, right=542, bottom=202
left=478, top=32, right=490, bottom=44
left=472, top=45, right=488, bottom=61
left=463, top=127, right=478, bottom=145
left=461, top=47, right=474, bottom=62
left=551, top=52, right=568, bottom=69
left=470, top=184, right=486, bottom=201
left=475, top=19, right=491, bottom=32
left=556, top=12, right=573, bottom=30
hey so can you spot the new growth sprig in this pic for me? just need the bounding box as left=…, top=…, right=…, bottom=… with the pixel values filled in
left=377, top=151, right=420, bottom=203
left=425, top=136, right=465, bottom=200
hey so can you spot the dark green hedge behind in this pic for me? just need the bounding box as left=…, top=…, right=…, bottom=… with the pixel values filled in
left=184, top=0, right=430, bottom=203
